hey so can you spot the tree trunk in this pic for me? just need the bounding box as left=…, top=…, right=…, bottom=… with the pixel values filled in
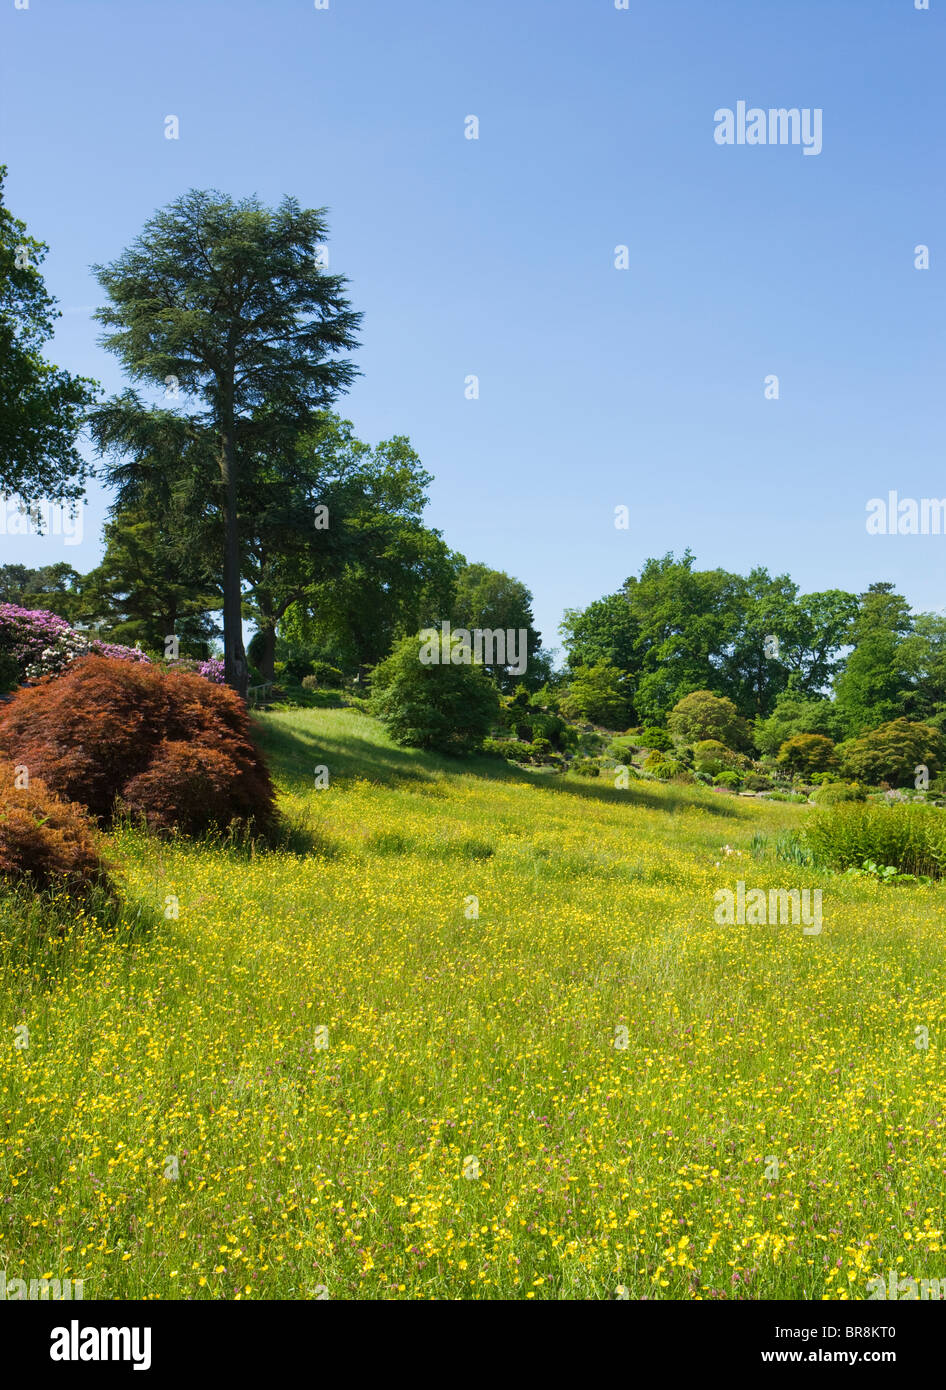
left=258, top=623, right=277, bottom=682
left=220, top=423, right=248, bottom=697
left=253, top=591, right=299, bottom=683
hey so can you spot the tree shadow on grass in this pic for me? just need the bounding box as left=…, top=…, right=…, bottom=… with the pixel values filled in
left=254, top=714, right=740, bottom=819
left=509, top=768, right=741, bottom=818
left=254, top=716, right=443, bottom=792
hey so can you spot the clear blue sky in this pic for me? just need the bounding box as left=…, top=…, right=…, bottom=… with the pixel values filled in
left=2, top=0, right=943, bottom=658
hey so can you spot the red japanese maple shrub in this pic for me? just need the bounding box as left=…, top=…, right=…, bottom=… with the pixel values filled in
left=0, top=759, right=109, bottom=893
left=0, top=657, right=276, bottom=835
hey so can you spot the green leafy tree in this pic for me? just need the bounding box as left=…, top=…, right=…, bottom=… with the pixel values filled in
left=753, top=692, right=844, bottom=756
left=900, top=613, right=946, bottom=725
left=621, top=553, right=743, bottom=723
left=80, top=507, right=220, bottom=656
left=369, top=633, right=500, bottom=754
left=561, top=556, right=856, bottom=724
left=560, top=592, right=639, bottom=674
left=692, top=740, right=749, bottom=778
left=274, top=419, right=461, bottom=680
left=453, top=563, right=548, bottom=692
left=0, top=562, right=84, bottom=621
left=776, top=733, right=839, bottom=778
left=834, top=584, right=914, bottom=735
left=559, top=659, right=633, bottom=729
left=719, top=570, right=856, bottom=717
left=91, top=188, right=361, bottom=694
left=667, top=690, right=751, bottom=751
left=0, top=165, right=98, bottom=506
left=837, top=719, right=944, bottom=787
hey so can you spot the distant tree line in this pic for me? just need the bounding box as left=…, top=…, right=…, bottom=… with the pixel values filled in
left=559, top=551, right=946, bottom=741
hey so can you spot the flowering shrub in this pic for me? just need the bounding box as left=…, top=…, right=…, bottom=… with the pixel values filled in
left=0, top=656, right=276, bottom=834
left=0, top=759, right=109, bottom=893
left=163, top=657, right=225, bottom=684
left=0, top=604, right=73, bottom=676
left=0, top=603, right=149, bottom=688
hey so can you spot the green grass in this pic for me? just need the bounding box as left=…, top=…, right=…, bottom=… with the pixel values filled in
left=1, top=708, right=944, bottom=1300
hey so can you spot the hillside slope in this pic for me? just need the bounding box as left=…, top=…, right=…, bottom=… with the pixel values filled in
left=1, top=707, right=943, bottom=1299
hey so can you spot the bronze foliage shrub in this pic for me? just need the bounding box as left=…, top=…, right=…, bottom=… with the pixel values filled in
left=0, top=657, right=277, bottom=835
left=0, top=759, right=109, bottom=893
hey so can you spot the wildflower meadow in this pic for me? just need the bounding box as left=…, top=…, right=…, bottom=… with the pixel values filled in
left=2, top=709, right=942, bottom=1302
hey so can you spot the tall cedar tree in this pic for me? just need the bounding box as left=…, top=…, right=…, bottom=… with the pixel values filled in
left=0, top=165, right=97, bottom=506
left=91, top=189, right=360, bottom=694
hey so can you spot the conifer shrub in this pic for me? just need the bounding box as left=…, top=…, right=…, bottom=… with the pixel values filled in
left=811, top=782, right=866, bottom=807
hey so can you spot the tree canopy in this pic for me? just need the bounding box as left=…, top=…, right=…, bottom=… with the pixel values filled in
left=0, top=165, right=97, bottom=506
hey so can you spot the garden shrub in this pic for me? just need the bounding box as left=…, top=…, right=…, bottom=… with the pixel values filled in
left=669, top=768, right=695, bottom=785
left=777, top=733, right=839, bottom=778
left=650, top=762, right=677, bottom=781
left=163, top=657, right=225, bottom=684
left=667, top=691, right=751, bottom=751
left=639, top=726, right=672, bottom=752
left=742, top=771, right=774, bottom=792
left=483, top=737, right=561, bottom=768
left=292, top=685, right=344, bottom=708
left=369, top=636, right=500, bottom=755
left=837, top=719, right=944, bottom=788
left=692, top=740, right=749, bottom=777
left=282, top=655, right=315, bottom=683
left=527, top=709, right=567, bottom=748
left=0, top=603, right=148, bottom=685
left=805, top=801, right=946, bottom=878
left=559, top=660, right=633, bottom=729
left=482, top=737, right=524, bottom=760
left=307, top=662, right=345, bottom=689
left=0, top=759, right=109, bottom=893
left=574, top=730, right=606, bottom=756
left=642, top=752, right=677, bottom=780
left=753, top=693, right=843, bottom=756
left=0, top=656, right=276, bottom=833
left=507, top=701, right=566, bottom=749
left=811, top=782, right=866, bottom=807
left=714, top=770, right=743, bottom=790
left=118, top=741, right=262, bottom=835
left=929, top=772, right=946, bottom=801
